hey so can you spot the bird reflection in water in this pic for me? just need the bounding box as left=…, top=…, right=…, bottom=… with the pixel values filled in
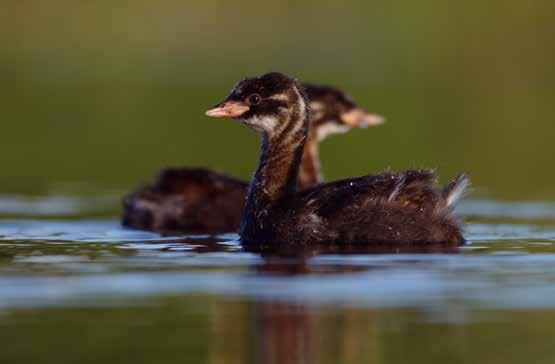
left=243, top=243, right=460, bottom=364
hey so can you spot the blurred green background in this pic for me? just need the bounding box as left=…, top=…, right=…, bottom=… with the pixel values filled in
left=3, top=0, right=554, bottom=201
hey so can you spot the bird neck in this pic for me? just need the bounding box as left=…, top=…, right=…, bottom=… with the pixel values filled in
left=241, top=92, right=309, bottom=240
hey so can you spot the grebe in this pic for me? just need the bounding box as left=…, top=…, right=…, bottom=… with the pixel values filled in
left=206, top=72, right=468, bottom=246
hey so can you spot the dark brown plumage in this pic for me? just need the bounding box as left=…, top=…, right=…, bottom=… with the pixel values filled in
left=122, top=82, right=383, bottom=233
left=206, top=72, right=469, bottom=246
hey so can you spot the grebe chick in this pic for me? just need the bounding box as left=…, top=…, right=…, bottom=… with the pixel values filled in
left=122, top=83, right=383, bottom=233
left=206, top=72, right=469, bottom=246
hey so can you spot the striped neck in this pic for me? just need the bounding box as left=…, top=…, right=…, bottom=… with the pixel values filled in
left=240, top=86, right=309, bottom=240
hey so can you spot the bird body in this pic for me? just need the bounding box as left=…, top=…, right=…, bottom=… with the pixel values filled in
left=241, top=170, right=468, bottom=246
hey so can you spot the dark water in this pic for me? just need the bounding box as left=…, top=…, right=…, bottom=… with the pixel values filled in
left=1, top=197, right=554, bottom=364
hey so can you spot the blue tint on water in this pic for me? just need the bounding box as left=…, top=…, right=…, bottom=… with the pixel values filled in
left=0, top=197, right=554, bottom=314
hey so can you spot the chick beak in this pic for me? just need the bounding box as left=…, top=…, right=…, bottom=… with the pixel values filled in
left=340, top=108, right=385, bottom=128
left=205, top=101, right=250, bottom=118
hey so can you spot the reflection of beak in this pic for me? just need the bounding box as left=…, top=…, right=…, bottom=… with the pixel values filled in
left=340, top=108, right=385, bottom=128
left=205, top=101, right=250, bottom=118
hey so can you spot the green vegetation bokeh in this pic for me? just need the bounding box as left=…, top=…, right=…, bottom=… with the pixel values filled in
left=3, top=1, right=554, bottom=200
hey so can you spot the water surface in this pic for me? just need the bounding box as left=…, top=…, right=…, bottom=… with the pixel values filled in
left=0, top=198, right=554, bottom=363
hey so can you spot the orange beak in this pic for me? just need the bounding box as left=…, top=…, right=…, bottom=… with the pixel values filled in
left=205, top=101, right=250, bottom=118
left=340, top=108, right=385, bottom=128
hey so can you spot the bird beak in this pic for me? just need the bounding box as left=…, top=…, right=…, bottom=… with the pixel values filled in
left=340, top=108, right=385, bottom=128
left=205, top=101, right=250, bottom=118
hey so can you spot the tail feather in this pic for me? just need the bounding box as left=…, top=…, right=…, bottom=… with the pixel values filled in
left=442, top=173, right=470, bottom=209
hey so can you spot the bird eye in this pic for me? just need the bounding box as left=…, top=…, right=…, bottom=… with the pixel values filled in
left=247, top=94, right=262, bottom=105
